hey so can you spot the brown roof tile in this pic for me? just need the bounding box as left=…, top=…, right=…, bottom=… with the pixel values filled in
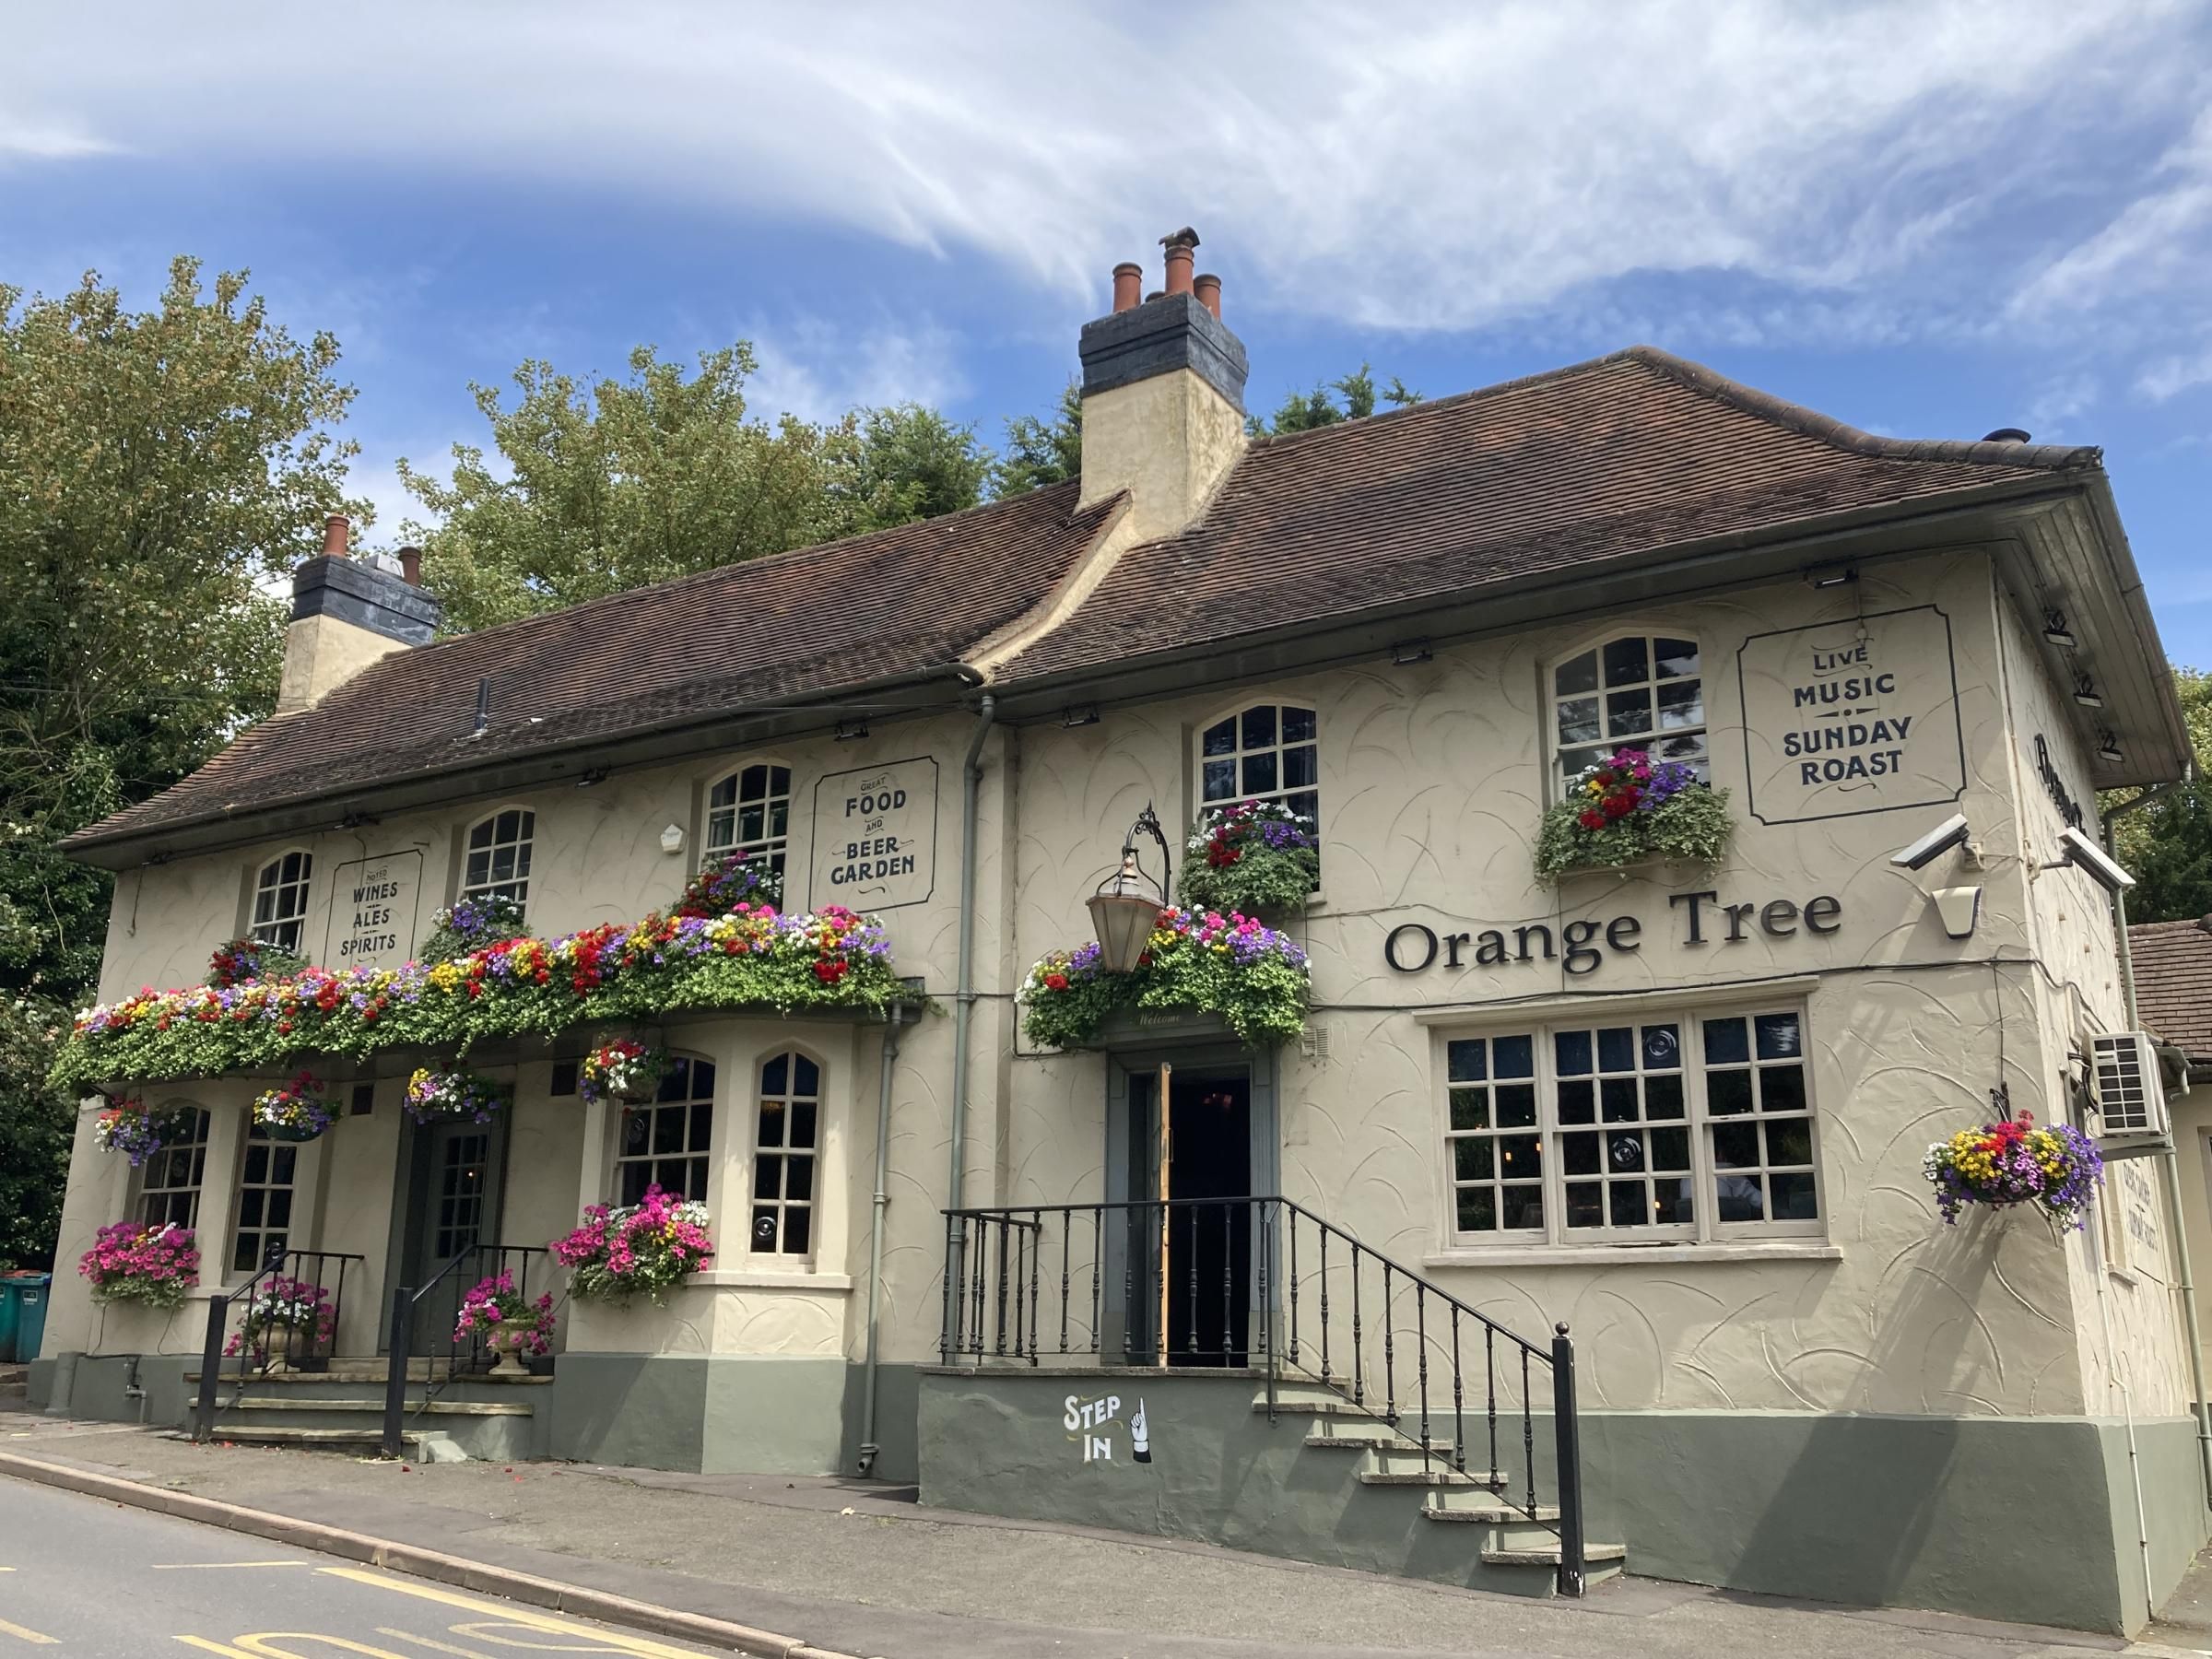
left=2130, top=918, right=2212, bottom=1061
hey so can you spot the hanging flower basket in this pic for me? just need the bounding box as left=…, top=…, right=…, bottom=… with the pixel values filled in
left=1535, top=747, right=1733, bottom=879
left=251, top=1071, right=336, bottom=1143
left=1176, top=799, right=1320, bottom=918
left=91, top=1097, right=191, bottom=1167
left=553, top=1184, right=714, bottom=1304
left=1924, top=1112, right=2104, bottom=1231
left=453, top=1271, right=555, bottom=1374
left=404, top=1067, right=511, bottom=1125
left=78, top=1221, right=198, bottom=1309
left=421, top=893, right=529, bottom=964
left=1020, top=907, right=1311, bottom=1051
left=579, top=1039, right=670, bottom=1105
left=675, top=849, right=783, bottom=917
left=207, top=936, right=304, bottom=990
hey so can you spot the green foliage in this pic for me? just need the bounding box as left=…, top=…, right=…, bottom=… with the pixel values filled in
left=994, top=380, right=1083, bottom=496
left=1019, top=912, right=1310, bottom=1051
left=2109, top=666, right=2212, bottom=924
left=1175, top=800, right=1321, bottom=919
left=1246, top=363, right=1422, bottom=438
left=0, top=258, right=363, bottom=1267
left=841, top=404, right=992, bottom=529
left=1535, top=787, right=1735, bottom=879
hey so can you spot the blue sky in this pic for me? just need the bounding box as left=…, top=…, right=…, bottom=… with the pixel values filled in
left=5, top=2, right=2209, bottom=661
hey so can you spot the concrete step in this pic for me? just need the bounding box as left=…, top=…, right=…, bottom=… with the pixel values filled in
left=1422, top=1490, right=1562, bottom=1524
left=1302, top=1425, right=1448, bottom=1452
left=1481, top=1540, right=1628, bottom=1588
left=173, top=1425, right=464, bottom=1461
left=222, top=1396, right=533, bottom=1418
left=1357, top=1449, right=1503, bottom=1488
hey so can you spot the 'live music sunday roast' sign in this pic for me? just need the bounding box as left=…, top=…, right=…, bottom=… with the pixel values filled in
left=808, top=757, right=939, bottom=912
left=1735, top=605, right=1967, bottom=825
left=322, top=850, right=423, bottom=970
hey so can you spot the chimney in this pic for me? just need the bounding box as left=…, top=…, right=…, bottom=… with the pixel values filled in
left=276, top=517, right=442, bottom=713
left=1077, top=227, right=1249, bottom=543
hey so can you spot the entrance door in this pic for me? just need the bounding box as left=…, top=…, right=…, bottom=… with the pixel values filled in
left=1127, top=1066, right=1252, bottom=1365
left=395, top=1113, right=507, bottom=1296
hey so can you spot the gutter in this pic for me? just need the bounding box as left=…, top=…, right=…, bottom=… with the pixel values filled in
left=855, top=1000, right=907, bottom=1478
left=947, top=694, right=997, bottom=1229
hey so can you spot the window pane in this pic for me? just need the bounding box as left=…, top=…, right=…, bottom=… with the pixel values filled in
left=791, top=1099, right=818, bottom=1148
left=1703, top=1018, right=1749, bottom=1066
left=1201, top=718, right=1236, bottom=757
left=653, top=1107, right=683, bottom=1156
left=1715, top=1173, right=1765, bottom=1223
left=793, top=1054, right=818, bottom=1097
left=760, top=1053, right=788, bottom=1096
left=1282, top=707, right=1317, bottom=743
left=1287, top=790, right=1319, bottom=825
left=1713, top=1123, right=1759, bottom=1169
left=1283, top=745, right=1317, bottom=788
left=1596, top=1028, right=1634, bottom=1073
left=1241, top=752, right=1277, bottom=794
left=1770, top=1172, right=1818, bottom=1220
left=1600, top=1077, right=1640, bottom=1123
left=1493, top=1035, right=1534, bottom=1078
left=1641, top=1025, right=1680, bottom=1069
left=1453, top=1138, right=1493, bottom=1180
left=1241, top=706, right=1276, bottom=748
left=1449, top=1088, right=1489, bottom=1130
left=1755, top=1014, right=1802, bottom=1060
left=1657, top=680, right=1704, bottom=729
left=1456, top=1188, right=1497, bottom=1232
left=1495, top=1084, right=1537, bottom=1129
left=1759, top=1065, right=1807, bottom=1114
left=1608, top=1182, right=1648, bottom=1226
left=1644, top=1074, right=1685, bottom=1119
left=1653, top=639, right=1700, bottom=680
left=1602, top=638, right=1650, bottom=687
left=1554, top=651, right=1598, bottom=697
left=1496, top=1134, right=1539, bottom=1175
left=1652, top=1126, right=1691, bottom=1170
left=1708, top=1071, right=1754, bottom=1116
left=754, top=1156, right=782, bottom=1201
left=1447, top=1041, right=1487, bottom=1083
left=1556, top=698, right=1601, bottom=745
left=1606, top=690, right=1653, bottom=737
left=1564, top=1184, right=1603, bottom=1228
left=1765, top=1120, right=1814, bottom=1166
left=1557, top=1079, right=1595, bottom=1125
left=1203, top=759, right=1236, bottom=800
left=1653, top=1177, right=1693, bottom=1223
left=1562, top=1132, right=1600, bottom=1176
left=1554, top=1030, right=1592, bottom=1076
left=757, top=1102, right=786, bottom=1149
left=784, top=1207, right=812, bottom=1255
left=1500, top=1186, right=1545, bottom=1230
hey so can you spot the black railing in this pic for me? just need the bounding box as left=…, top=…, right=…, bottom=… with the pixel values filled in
left=939, top=1196, right=1588, bottom=1596
left=380, top=1243, right=550, bottom=1458
left=191, top=1248, right=367, bottom=1441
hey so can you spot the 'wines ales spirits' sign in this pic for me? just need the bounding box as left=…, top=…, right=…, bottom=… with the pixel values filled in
left=808, top=757, right=939, bottom=912
left=1735, top=605, right=1967, bottom=825
left=322, top=849, right=424, bottom=969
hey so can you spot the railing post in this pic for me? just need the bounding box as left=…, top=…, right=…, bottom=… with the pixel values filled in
left=192, top=1292, right=228, bottom=1442
left=1262, top=1203, right=1277, bottom=1424
left=939, top=1213, right=958, bottom=1364
left=382, top=1287, right=414, bottom=1459
left=1550, top=1323, right=1587, bottom=1598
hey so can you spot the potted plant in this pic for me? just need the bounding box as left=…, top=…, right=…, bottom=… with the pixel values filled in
left=453, top=1271, right=556, bottom=1375
left=78, top=1221, right=198, bottom=1308
left=251, top=1071, right=336, bottom=1143
left=1019, top=907, right=1312, bottom=1051
left=207, top=936, right=304, bottom=989
left=1924, top=1110, right=2104, bottom=1232
left=1535, top=747, right=1733, bottom=879
left=578, top=1039, right=670, bottom=1105
left=421, top=893, right=529, bottom=963
left=404, top=1067, right=511, bottom=1125
left=91, top=1098, right=190, bottom=1168
left=552, top=1184, right=714, bottom=1304
left=674, top=848, right=783, bottom=917
left=1177, top=799, right=1320, bottom=918
left=223, top=1275, right=335, bottom=1369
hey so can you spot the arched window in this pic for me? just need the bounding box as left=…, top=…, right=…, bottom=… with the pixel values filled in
left=706, top=763, right=793, bottom=877
left=250, top=851, right=313, bottom=954
left=462, top=808, right=535, bottom=912
left=750, top=1050, right=820, bottom=1256
left=1199, top=703, right=1319, bottom=827
left=1550, top=635, right=1706, bottom=787
left=230, top=1123, right=299, bottom=1274
left=614, top=1053, right=713, bottom=1206
left=137, top=1103, right=210, bottom=1230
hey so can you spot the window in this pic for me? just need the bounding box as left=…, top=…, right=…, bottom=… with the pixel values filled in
left=137, top=1105, right=209, bottom=1230
left=706, top=763, right=793, bottom=877
left=251, top=852, right=313, bottom=954
left=750, top=1050, right=819, bottom=1256
left=462, top=809, right=535, bottom=912
left=230, top=1124, right=298, bottom=1275
left=614, top=1053, right=713, bottom=1206
left=1200, top=704, right=1318, bottom=826
left=1442, top=1007, right=1818, bottom=1246
left=1551, top=635, right=1706, bottom=786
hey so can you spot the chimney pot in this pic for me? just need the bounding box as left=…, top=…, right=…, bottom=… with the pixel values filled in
left=398, top=545, right=423, bottom=586
left=323, top=514, right=349, bottom=559
left=1112, top=262, right=1143, bottom=313
left=1162, top=243, right=1195, bottom=298
left=1194, top=273, right=1222, bottom=319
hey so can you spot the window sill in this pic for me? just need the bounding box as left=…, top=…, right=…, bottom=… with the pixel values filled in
left=692, top=1268, right=853, bottom=1292
left=1423, top=1240, right=1841, bottom=1269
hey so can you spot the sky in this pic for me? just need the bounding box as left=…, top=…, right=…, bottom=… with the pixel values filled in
left=4, top=1, right=2210, bottom=660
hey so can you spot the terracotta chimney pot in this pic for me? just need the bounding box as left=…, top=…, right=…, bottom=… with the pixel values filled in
left=1193, top=273, right=1221, bottom=319
left=1162, top=241, right=1195, bottom=298
left=1112, top=262, right=1143, bottom=313
left=397, top=546, right=423, bottom=585
left=323, top=514, right=349, bottom=559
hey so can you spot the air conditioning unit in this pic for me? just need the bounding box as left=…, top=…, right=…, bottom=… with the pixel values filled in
left=2091, top=1031, right=2171, bottom=1138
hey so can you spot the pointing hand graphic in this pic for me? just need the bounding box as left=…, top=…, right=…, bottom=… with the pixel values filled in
left=1132, top=1397, right=1151, bottom=1463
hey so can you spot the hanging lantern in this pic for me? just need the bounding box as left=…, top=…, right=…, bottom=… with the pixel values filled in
left=1087, top=806, right=1171, bottom=974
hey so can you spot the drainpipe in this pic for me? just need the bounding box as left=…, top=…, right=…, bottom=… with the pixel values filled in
left=947, top=694, right=997, bottom=1223
left=856, top=1001, right=907, bottom=1478
left=2105, top=779, right=2212, bottom=1507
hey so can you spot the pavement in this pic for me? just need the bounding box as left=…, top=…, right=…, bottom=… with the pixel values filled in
left=1, top=1402, right=2207, bottom=1659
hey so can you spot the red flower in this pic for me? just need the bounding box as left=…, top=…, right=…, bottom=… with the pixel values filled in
left=813, top=959, right=849, bottom=984
left=1044, top=971, right=1070, bottom=992
left=1578, top=809, right=1606, bottom=830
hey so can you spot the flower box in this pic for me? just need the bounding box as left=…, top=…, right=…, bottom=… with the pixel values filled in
left=1177, top=799, right=1319, bottom=919
left=1021, top=908, right=1310, bottom=1052
left=1535, top=747, right=1733, bottom=880
left=79, top=1221, right=198, bottom=1309
left=553, top=1184, right=713, bottom=1304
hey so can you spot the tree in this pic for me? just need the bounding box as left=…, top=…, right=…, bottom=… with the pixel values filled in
left=841, top=404, right=992, bottom=529
left=0, top=258, right=363, bottom=1265
left=994, top=380, right=1084, bottom=497
left=1247, top=364, right=1422, bottom=438
left=2111, top=666, right=2212, bottom=923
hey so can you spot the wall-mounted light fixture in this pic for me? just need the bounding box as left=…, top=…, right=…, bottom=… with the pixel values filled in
left=659, top=823, right=686, bottom=856
left=1391, top=639, right=1433, bottom=665
left=836, top=716, right=870, bottom=741
left=1930, top=886, right=1983, bottom=940
left=1087, top=805, right=1171, bottom=973
left=2073, top=674, right=2103, bottom=710
left=2043, top=609, right=2077, bottom=649
left=575, top=765, right=610, bottom=788
left=1802, top=559, right=1858, bottom=590
left=1890, top=812, right=1971, bottom=871
left=1061, top=704, right=1100, bottom=728
left=2042, top=825, right=2134, bottom=894
left=2097, top=731, right=2124, bottom=764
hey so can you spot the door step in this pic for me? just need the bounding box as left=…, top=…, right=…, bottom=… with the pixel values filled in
left=169, top=1426, right=465, bottom=1461
left=224, top=1396, right=532, bottom=1417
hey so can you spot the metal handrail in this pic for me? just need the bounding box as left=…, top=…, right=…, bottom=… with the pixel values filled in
left=381, top=1242, right=550, bottom=1457
left=191, top=1248, right=367, bottom=1441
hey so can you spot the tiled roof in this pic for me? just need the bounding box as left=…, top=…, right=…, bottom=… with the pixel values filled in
left=998, top=346, right=2093, bottom=681
left=65, top=483, right=1120, bottom=850
left=2130, top=918, right=2212, bottom=1061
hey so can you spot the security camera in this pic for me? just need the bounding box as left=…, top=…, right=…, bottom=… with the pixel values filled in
left=2056, top=825, right=2135, bottom=894
left=1890, top=813, right=1971, bottom=872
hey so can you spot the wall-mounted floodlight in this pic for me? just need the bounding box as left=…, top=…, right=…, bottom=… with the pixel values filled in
left=2043, top=610, right=2077, bottom=650
left=1891, top=813, right=1971, bottom=871
left=2049, top=825, right=2134, bottom=894
left=2073, top=675, right=2103, bottom=710
left=1802, top=560, right=1858, bottom=590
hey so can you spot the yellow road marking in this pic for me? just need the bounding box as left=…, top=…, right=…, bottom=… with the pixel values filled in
left=215, top=1638, right=417, bottom=1658
left=176, top=1640, right=258, bottom=1657
left=372, top=1632, right=497, bottom=1658
left=153, top=1562, right=308, bottom=1571
left=316, top=1571, right=704, bottom=1657
left=0, top=1614, right=57, bottom=1645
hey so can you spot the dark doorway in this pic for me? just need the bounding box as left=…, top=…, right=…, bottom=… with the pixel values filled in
left=390, top=1109, right=508, bottom=1339
left=1126, top=1066, right=1252, bottom=1365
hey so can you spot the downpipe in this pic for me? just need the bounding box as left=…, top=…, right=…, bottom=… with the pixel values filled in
left=857, top=1002, right=907, bottom=1478
left=946, top=694, right=997, bottom=1262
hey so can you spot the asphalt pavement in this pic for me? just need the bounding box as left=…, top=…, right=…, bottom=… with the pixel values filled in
left=0, top=1477, right=724, bottom=1658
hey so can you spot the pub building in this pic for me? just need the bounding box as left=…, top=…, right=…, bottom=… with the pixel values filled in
left=36, top=235, right=2205, bottom=1635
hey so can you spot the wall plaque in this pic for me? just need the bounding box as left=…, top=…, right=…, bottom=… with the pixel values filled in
left=1736, top=605, right=1967, bottom=825
left=808, top=757, right=939, bottom=912
left=323, top=849, right=423, bottom=969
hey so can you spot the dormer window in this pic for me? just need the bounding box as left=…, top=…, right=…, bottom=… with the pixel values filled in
left=462, top=808, right=535, bottom=913
left=1551, top=635, right=1705, bottom=786
left=250, top=852, right=313, bottom=955
left=706, top=763, right=793, bottom=877
left=1200, top=704, right=1319, bottom=829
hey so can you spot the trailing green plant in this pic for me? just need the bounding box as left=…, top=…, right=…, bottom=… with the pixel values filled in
left=421, top=893, right=529, bottom=963
left=207, top=937, right=304, bottom=989
left=1535, top=747, right=1734, bottom=878
left=1176, top=799, right=1320, bottom=917
left=1019, top=907, right=1310, bottom=1051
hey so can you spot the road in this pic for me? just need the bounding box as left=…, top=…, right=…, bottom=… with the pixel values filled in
left=0, top=1479, right=722, bottom=1659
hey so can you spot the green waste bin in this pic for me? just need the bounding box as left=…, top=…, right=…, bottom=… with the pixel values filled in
left=0, top=1281, right=19, bottom=1363
left=12, top=1276, right=49, bottom=1363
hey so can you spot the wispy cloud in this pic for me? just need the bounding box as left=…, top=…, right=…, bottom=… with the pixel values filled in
left=745, top=316, right=968, bottom=425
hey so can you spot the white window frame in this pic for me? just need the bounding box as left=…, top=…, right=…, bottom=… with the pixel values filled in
left=747, top=1047, right=823, bottom=1261
left=229, top=1122, right=302, bottom=1277
left=1433, top=998, right=1823, bottom=1251
left=1195, top=700, right=1320, bottom=830
left=610, top=1052, right=716, bottom=1208
left=249, top=849, right=315, bottom=955
left=1546, top=631, right=1709, bottom=794
left=460, top=806, right=536, bottom=914
left=704, top=760, right=795, bottom=878
left=135, top=1101, right=210, bottom=1230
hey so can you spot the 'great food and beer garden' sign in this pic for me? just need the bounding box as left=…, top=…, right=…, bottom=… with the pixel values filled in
left=1735, top=605, right=1967, bottom=825
left=808, top=757, right=939, bottom=912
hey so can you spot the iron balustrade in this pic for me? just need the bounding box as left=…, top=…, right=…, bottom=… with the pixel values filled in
left=381, top=1242, right=552, bottom=1458
left=191, top=1248, right=366, bottom=1441
left=939, top=1195, right=1589, bottom=1596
